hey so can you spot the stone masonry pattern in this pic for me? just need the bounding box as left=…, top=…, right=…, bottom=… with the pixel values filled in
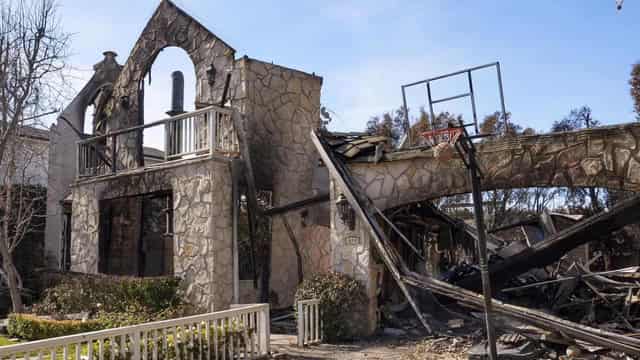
left=70, top=158, right=234, bottom=311
left=233, top=57, right=323, bottom=306
left=350, top=123, right=640, bottom=210
left=70, top=0, right=325, bottom=309
left=100, top=0, right=235, bottom=170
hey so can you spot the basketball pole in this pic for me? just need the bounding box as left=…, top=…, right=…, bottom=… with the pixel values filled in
left=405, top=62, right=505, bottom=358
left=424, top=125, right=498, bottom=359
left=466, top=138, right=498, bottom=360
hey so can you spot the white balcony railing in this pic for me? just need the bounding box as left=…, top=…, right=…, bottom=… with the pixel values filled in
left=77, top=105, right=239, bottom=177
left=296, top=299, right=322, bottom=347
left=0, top=304, right=270, bottom=360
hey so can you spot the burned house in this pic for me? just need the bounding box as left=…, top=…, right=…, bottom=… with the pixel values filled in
left=44, top=0, right=326, bottom=312
left=41, top=2, right=640, bottom=354
left=311, top=122, right=640, bottom=353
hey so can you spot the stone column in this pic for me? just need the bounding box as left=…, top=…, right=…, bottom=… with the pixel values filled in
left=329, top=179, right=378, bottom=335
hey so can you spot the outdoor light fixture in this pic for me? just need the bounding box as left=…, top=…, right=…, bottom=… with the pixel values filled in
left=119, top=95, right=130, bottom=109
left=335, top=193, right=355, bottom=230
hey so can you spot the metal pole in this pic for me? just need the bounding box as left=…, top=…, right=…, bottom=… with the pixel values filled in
left=401, top=86, right=411, bottom=145
left=426, top=82, right=436, bottom=129
left=402, top=61, right=499, bottom=87
left=468, top=150, right=498, bottom=360
left=496, top=62, right=508, bottom=133
left=467, top=71, right=479, bottom=134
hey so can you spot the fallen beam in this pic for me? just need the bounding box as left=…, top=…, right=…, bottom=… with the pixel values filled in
left=311, top=129, right=433, bottom=333
left=458, top=194, right=640, bottom=291
left=262, top=193, right=330, bottom=216
left=403, top=273, right=640, bottom=355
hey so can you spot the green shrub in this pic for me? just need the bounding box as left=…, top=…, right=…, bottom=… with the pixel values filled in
left=32, top=275, right=183, bottom=316
left=7, top=314, right=103, bottom=340
left=18, top=275, right=193, bottom=340
left=93, top=304, right=193, bottom=329
left=295, top=272, right=367, bottom=342
left=91, top=321, right=253, bottom=360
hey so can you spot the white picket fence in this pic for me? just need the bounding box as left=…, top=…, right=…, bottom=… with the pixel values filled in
left=296, top=299, right=321, bottom=347
left=0, top=304, right=270, bottom=360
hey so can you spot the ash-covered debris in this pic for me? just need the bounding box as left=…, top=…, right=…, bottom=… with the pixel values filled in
left=378, top=198, right=640, bottom=358
left=312, top=129, right=640, bottom=358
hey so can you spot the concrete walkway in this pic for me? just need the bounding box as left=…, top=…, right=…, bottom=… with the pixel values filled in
left=270, top=334, right=417, bottom=360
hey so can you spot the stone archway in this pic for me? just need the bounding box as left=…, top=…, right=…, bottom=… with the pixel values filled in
left=349, top=123, right=640, bottom=210
left=99, top=0, right=236, bottom=168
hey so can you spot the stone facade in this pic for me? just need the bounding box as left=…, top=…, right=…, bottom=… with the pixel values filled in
left=329, top=180, right=378, bottom=336
left=233, top=58, right=323, bottom=307
left=66, top=0, right=325, bottom=311
left=350, top=123, right=640, bottom=210
left=299, top=225, right=331, bottom=278
left=101, top=0, right=236, bottom=169
left=70, top=157, right=234, bottom=311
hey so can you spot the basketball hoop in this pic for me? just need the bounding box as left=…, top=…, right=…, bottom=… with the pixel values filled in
left=421, top=127, right=463, bottom=161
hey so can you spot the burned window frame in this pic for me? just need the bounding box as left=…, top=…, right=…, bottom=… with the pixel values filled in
left=98, top=190, right=173, bottom=277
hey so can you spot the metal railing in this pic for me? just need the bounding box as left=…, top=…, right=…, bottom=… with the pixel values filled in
left=400, top=62, right=507, bottom=145
left=77, top=105, right=238, bottom=177
left=296, top=299, right=321, bottom=347
left=0, top=304, right=270, bottom=360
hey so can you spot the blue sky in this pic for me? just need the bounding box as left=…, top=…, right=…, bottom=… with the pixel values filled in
left=59, top=0, right=640, bottom=134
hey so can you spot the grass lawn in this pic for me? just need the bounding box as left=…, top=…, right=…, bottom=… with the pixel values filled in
left=0, top=335, right=90, bottom=360
left=0, top=334, right=20, bottom=346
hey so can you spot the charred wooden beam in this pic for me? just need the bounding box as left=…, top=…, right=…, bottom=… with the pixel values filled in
left=311, top=129, right=433, bottom=334
left=458, top=194, right=640, bottom=291
left=263, top=193, right=330, bottom=216
left=231, top=112, right=262, bottom=292
left=403, top=273, right=640, bottom=355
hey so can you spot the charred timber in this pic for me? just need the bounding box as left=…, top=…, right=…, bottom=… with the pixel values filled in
left=262, top=193, right=330, bottom=216
left=312, top=129, right=640, bottom=355
left=457, top=194, right=640, bottom=292
left=403, top=273, right=640, bottom=355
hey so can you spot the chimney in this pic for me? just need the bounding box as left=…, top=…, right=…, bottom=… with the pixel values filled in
left=94, top=51, right=119, bottom=71
left=166, top=71, right=185, bottom=116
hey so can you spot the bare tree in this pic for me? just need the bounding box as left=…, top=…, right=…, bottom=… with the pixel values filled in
left=0, top=0, right=69, bottom=313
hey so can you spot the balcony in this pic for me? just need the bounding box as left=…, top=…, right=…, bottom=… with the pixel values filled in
left=77, top=105, right=238, bottom=178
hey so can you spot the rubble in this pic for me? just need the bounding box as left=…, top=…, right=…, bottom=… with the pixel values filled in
left=457, top=195, right=640, bottom=292
left=402, top=336, right=474, bottom=360
left=312, top=128, right=640, bottom=358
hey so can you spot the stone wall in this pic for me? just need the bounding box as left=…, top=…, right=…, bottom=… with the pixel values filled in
left=351, top=123, right=640, bottom=210
left=100, top=0, right=236, bottom=169
left=70, top=157, right=234, bottom=311
left=329, top=179, right=378, bottom=336
left=67, top=0, right=326, bottom=310
left=233, top=57, right=323, bottom=307
left=299, top=225, right=331, bottom=278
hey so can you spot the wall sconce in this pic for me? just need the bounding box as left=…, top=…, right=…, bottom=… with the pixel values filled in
left=119, top=95, right=130, bottom=109
left=335, top=193, right=355, bottom=230
left=206, top=64, right=216, bottom=86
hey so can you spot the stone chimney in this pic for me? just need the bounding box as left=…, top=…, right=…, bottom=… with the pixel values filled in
left=166, top=71, right=185, bottom=116
left=93, top=51, right=120, bottom=72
